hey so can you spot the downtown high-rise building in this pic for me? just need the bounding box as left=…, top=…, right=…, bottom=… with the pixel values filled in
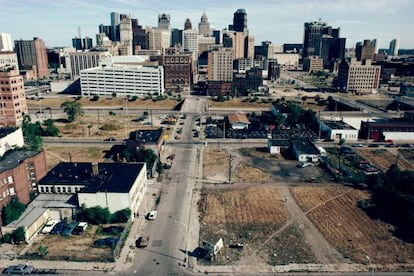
left=182, top=29, right=198, bottom=60
left=110, top=12, right=120, bottom=41
left=184, top=18, right=192, bottom=30
left=119, top=14, right=133, bottom=55
left=0, top=33, right=13, bottom=52
left=198, top=12, right=211, bottom=36
left=356, top=39, right=375, bottom=63
left=14, top=37, right=49, bottom=79
left=158, top=13, right=171, bottom=31
left=230, top=9, right=248, bottom=33
left=389, top=39, right=399, bottom=56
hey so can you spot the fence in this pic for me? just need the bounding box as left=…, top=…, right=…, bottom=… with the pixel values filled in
left=112, top=218, right=133, bottom=259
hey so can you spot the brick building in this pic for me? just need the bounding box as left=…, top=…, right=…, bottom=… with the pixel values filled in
left=0, top=150, right=47, bottom=226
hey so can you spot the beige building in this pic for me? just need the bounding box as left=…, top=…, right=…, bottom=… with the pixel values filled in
left=67, top=50, right=111, bottom=78
left=303, top=56, right=324, bottom=72
left=147, top=28, right=171, bottom=53
left=207, top=47, right=234, bottom=81
left=0, top=67, right=27, bottom=126
left=336, top=58, right=381, bottom=94
left=0, top=52, right=18, bottom=71
left=272, top=53, right=300, bottom=70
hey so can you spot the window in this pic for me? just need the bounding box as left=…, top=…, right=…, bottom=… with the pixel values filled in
left=9, top=187, right=15, bottom=196
left=7, top=176, right=13, bottom=184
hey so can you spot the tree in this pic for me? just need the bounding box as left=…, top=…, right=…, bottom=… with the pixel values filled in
left=1, top=198, right=26, bottom=225
left=42, top=119, right=60, bottom=137
left=37, top=245, right=49, bottom=257
left=112, top=92, right=117, bottom=98
left=11, top=227, right=25, bottom=244
left=111, top=208, right=131, bottom=223
left=21, top=114, right=43, bottom=151
left=77, top=205, right=111, bottom=225
left=61, top=101, right=84, bottom=122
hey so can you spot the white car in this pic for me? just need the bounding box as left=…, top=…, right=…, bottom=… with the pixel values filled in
left=299, top=162, right=312, bottom=168
left=147, top=210, right=157, bottom=220
left=41, top=219, right=60, bottom=234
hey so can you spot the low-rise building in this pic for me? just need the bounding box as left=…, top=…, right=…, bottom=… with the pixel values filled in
left=38, top=162, right=148, bottom=217
left=359, top=119, right=414, bottom=141
left=227, top=112, right=250, bottom=130
left=268, top=139, right=290, bottom=154
left=292, top=138, right=321, bottom=162
left=320, top=120, right=359, bottom=141
left=303, top=56, right=323, bottom=72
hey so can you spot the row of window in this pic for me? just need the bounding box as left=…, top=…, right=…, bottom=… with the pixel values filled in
left=0, top=187, right=15, bottom=201
left=38, top=185, right=82, bottom=194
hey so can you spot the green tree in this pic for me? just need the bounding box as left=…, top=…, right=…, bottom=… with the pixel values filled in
left=111, top=208, right=131, bottom=223
left=61, top=101, right=84, bottom=122
left=77, top=205, right=111, bottom=225
left=37, top=245, right=49, bottom=257
left=42, top=119, right=60, bottom=137
left=11, top=227, right=25, bottom=244
left=21, top=114, right=43, bottom=151
left=1, top=198, right=26, bottom=225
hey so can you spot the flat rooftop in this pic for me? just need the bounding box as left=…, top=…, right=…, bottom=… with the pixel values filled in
left=0, top=127, right=17, bottom=139
left=292, top=139, right=320, bottom=155
left=39, top=162, right=145, bottom=193
left=0, top=150, right=40, bottom=174
left=322, top=120, right=356, bottom=130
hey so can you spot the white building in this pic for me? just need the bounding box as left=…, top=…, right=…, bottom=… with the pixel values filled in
left=227, top=112, right=250, bottom=130
left=119, top=15, right=133, bottom=56
left=0, top=33, right=13, bottom=52
left=320, top=120, right=359, bottom=141
left=270, top=53, right=299, bottom=70
left=67, top=50, right=111, bottom=78
left=38, top=162, right=148, bottom=217
left=0, top=51, right=18, bottom=71
left=292, top=139, right=321, bottom=162
left=80, top=55, right=164, bottom=98
left=183, top=29, right=199, bottom=61
left=147, top=28, right=171, bottom=53
left=0, top=127, right=24, bottom=157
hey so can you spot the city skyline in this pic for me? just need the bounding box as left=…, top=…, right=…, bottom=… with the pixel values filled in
left=1, top=0, right=413, bottom=49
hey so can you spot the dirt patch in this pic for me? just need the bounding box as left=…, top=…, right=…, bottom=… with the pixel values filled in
left=232, top=161, right=272, bottom=183
left=290, top=186, right=414, bottom=265
left=199, top=186, right=307, bottom=265
left=203, top=147, right=229, bottom=183
left=25, top=225, right=114, bottom=262
left=44, top=146, right=109, bottom=170
left=239, top=147, right=283, bottom=161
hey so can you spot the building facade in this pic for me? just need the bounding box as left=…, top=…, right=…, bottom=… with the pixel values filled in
left=80, top=56, right=164, bottom=98
left=198, top=12, right=211, bottom=36
left=14, top=37, right=49, bottom=79
left=207, top=47, right=234, bottom=82
left=336, top=59, right=381, bottom=94
left=0, top=67, right=27, bottom=127
left=356, top=39, right=375, bottom=63
left=67, top=50, right=110, bottom=78
left=303, top=56, right=324, bottom=72
left=119, top=15, right=133, bottom=55
left=0, top=33, right=13, bottom=52
left=389, top=39, right=399, bottom=56
left=0, top=52, right=18, bottom=71
left=162, top=48, right=192, bottom=92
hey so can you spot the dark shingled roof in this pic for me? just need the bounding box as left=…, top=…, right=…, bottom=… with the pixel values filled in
left=0, top=150, right=40, bottom=174
left=39, top=162, right=145, bottom=193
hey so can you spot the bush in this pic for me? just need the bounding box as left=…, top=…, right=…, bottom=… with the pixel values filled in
left=1, top=198, right=26, bottom=225
left=100, top=123, right=119, bottom=131
left=77, top=205, right=111, bottom=225
left=111, top=208, right=131, bottom=223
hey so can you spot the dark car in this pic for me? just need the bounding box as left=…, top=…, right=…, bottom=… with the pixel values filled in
left=102, top=226, right=124, bottom=235
left=93, top=237, right=119, bottom=248
left=135, top=236, right=150, bottom=248
left=104, top=137, right=116, bottom=142
left=61, top=221, right=78, bottom=236
left=3, top=264, right=34, bottom=274
left=50, top=218, right=67, bottom=234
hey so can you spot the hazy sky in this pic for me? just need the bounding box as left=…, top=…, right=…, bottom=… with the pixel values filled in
left=1, top=0, right=413, bottom=49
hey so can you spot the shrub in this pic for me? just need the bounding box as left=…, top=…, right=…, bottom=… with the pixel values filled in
left=100, top=123, right=119, bottom=131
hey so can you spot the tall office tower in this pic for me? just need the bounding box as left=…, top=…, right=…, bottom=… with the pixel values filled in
left=171, top=28, right=182, bottom=47
left=371, top=39, right=380, bottom=54
left=244, top=35, right=255, bottom=58
left=212, top=30, right=222, bottom=44
left=182, top=29, right=198, bottom=60
left=110, top=12, right=120, bottom=41
left=0, top=51, right=19, bottom=71
left=356, top=39, right=375, bottom=63
left=147, top=28, right=170, bottom=52
left=98, top=24, right=112, bottom=40
left=184, top=18, right=192, bottom=30
left=83, top=37, right=93, bottom=50
left=303, top=19, right=335, bottom=58
left=14, top=37, right=49, bottom=79
left=72, top=37, right=83, bottom=51
left=321, top=36, right=346, bottom=70
left=230, top=9, right=248, bottom=33
left=119, top=15, right=133, bottom=55
left=198, top=12, right=211, bottom=36
left=207, top=47, right=234, bottom=81
left=132, top=18, right=147, bottom=52
left=389, top=39, right=399, bottom=56
left=158, top=13, right=171, bottom=30
left=0, top=67, right=27, bottom=126
left=0, top=33, right=13, bottom=52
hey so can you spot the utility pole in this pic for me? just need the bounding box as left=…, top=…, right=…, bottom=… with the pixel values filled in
left=228, top=153, right=232, bottom=184
left=318, top=110, right=321, bottom=139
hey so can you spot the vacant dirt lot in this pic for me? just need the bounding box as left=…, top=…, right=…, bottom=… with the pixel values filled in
left=290, top=186, right=414, bottom=268
left=44, top=146, right=109, bottom=170
left=25, top=225, right=115, bottom=262
left=199, top=186, right=316, bottom=265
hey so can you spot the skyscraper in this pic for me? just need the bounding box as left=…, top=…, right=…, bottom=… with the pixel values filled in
left=132, top=18, right=147, bottom=52
left=0, top=33, right=13, bottom=52
left=198, top=12, right=211, bottom=36
left=389, top=39, right=399, bottom=56
left=184, top=19, right=192, bottom=30
left=231, top=9, right=248, bottom=33
left=110, top=12, right=120, bottom=41
left=119, top=15, right=133, bottom=55
left=72, top=37, right=82, bottom=51
left=371, top=39, right=380, bottom=54
left=356, top=39, right=375, bottom=63
left=14, top=37, right=49, bottom=79
left=182, top=29, right=198, bottom=60
left=158, top=14, right=171, bottom=30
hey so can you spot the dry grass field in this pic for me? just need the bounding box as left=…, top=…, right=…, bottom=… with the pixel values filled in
left=199, top=187, right=296, bottom=264
left=357, top=148, right=414, bottom=172
left=203, top=147, right=229, bottom=183
left=232, top=161, right=272, bottom=183
left=44, top=146, right=109, bottom=170
left=290, top=186, right=414, bottom=267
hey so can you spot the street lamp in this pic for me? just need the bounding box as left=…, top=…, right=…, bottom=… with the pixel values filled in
left=366, top=255, right=374, bottom=276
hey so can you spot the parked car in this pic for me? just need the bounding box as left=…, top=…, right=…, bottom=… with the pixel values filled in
left=135, top=235, right=150, bottom=248
left=72, top=222, right=88, bottom=235
left=41, top=219, right=60, bottom=234
left=104, top=137, right=116, bottom=141
left=93, top=237, right=119, bottom=248
left=147, top=210, right=157, bottom=220
left=61, top=221, right=78, bottom=236
left=50, top=218, right=67, bottom=234
left=3, top=264, right=34, bottom=274
left=102, top=225, right=124, bottom=235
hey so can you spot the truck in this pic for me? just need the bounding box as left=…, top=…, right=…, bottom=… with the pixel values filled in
left=136, top=235, right=150, bottom=248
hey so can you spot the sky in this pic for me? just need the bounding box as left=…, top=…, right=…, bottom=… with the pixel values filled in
left=1, top=0, right=413, bottom=49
